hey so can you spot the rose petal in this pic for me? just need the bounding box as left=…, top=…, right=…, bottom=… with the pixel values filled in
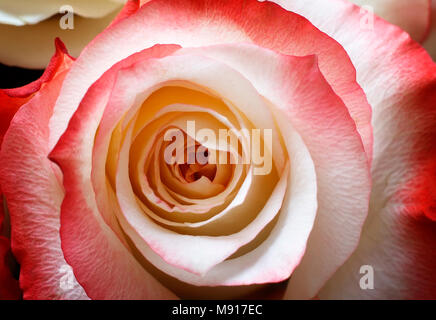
left=274, top=0, right=436, bottom=299
left=0, top=68, right=88, bottom=300
left=0, top=40, right=88, bottom=299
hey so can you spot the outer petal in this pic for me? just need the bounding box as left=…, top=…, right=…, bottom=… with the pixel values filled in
left=0, top=40, right=73, bottom=301
left=347, top=0, right=431, bottom=42
left=273, top=0, right=436, bottom=299
left=108, top=0, right=141, bottom=27
left=0, top=47, right=89, bottom=299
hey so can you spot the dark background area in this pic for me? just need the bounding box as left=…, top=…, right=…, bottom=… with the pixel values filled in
left=0, top=63, right=44, bottom=89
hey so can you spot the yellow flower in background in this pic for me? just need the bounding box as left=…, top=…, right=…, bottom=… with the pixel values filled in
left=0, top=0, right=125, bottom=69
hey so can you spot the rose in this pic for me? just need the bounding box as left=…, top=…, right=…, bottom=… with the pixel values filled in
left=348, top=0, right=436, bottom=60
left=0, top=0, right=125, bottom=69
left=0, top=0, right=435, bottom=300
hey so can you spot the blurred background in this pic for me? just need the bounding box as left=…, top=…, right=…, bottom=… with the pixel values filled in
left=0, top=64, right=43, bottom=88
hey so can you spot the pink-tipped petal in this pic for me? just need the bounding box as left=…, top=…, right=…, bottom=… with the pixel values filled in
left=0, top=40, right=86, bottom=300
left=274, top=0, right=436, bottom=299
left=0, top=69, right=88, bottom=300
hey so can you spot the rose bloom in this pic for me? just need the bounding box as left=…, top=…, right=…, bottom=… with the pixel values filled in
left=0, top=0, right=125, bottom=69
left=0, top=0, right=435, bottom=300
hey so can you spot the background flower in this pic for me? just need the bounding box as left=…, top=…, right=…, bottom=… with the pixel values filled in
left=424, top=0, right=436, bottom=58
left=0, top=0, right=125, bottom=69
